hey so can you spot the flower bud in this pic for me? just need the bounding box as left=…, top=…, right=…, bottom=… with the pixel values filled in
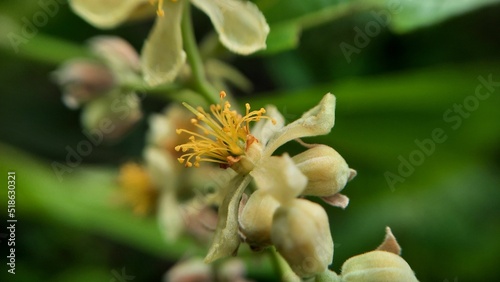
left=239, top=189, right=280, bottom=249
left=340, top=227, right=419, bottom=282
left=52, top=59, right=114, bottom=109
left=81, top=91, right=142, bottom=141
left=271, top=199, right=333, bottom=278
left=341, top=251, right=419, bottom=282
left=88, top=36, right=140, bottom=75
left=293, top=145, right=356, bottom=197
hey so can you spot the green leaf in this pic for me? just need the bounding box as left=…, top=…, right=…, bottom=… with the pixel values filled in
left=377, top=0, right=500, bottom=33
left=257, top=1, right=361, bottom=55
left=0, top=142, right=198, bottom=259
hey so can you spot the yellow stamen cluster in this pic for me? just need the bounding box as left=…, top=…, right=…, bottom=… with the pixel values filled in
left=118, top=162, right=158, bottom=215
left=175, top=91, right=276, bottom=168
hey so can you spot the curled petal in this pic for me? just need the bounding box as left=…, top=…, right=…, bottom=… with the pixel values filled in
left=141, top=0, right=186, bottom=86
left=158, top=190, right=184, bottom=241
left=264, top=93, right=336, bottom=157
left=69, top=0, right=149, bottom=29
left=191, top=0, right=269, bottom=54
left=205, top=175, right=251, bottom=263
left=250, top=154, right=307, bottom=204
left=143, top=147, right=176, bottom=189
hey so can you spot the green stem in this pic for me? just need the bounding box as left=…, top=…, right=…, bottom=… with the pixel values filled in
left=181, top=2, right=219, bottom=105
left=268, top=247, right=301, bottom=282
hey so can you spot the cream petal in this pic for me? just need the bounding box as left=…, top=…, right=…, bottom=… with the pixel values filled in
left=158, top=189, right=184, bottom=241
left=143, top=147, right=177, bottom=189
left=80, top=90, right=142, bottom=141
left=250, top=154, right=307, bottom=204
left=251, top=105, right=285, bottom=146
left=191, top=0, right=269, bottom=54
left=141, top=0, right=186, bottom=86
left=263, top=93, right=336, bottom=157
left=69, top=0, right=149, bottom=29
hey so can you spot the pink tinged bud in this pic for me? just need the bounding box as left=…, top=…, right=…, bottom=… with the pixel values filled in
left=239, top=189, right=280, bottom=249
left=271, top=199, right=333, bottom=278
left=165, top=258, right=213, bottom=282
left=88, top=36, right=141, bottom=74
left=52, top=59, right=114, bottom=109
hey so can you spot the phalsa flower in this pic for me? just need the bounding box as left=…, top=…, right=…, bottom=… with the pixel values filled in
left=175, top=91, right=350, bottom=264
left=69, top=0, right=269, bottom=86
left=339, top=227, right=419, bottom=282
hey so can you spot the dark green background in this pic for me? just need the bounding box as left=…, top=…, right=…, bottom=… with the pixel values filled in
left=1, top=0, right=499, bottom=281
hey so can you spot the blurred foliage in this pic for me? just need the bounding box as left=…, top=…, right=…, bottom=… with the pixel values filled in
left=1, top=0, right=500, bottom=281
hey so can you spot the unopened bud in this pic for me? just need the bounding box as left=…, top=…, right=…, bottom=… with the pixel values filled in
left=271, top=199, right=333, bottom=278
left=52, top=59, right=114, bottom=109
left=340, top=227, right=419, bottom=281
left=81, top=91, right=142, bottom=141
left=88, top=36, right=141, bottom=75
left=293, top=145, right=356, bottom=197
left=341, top=251, right=419, bottom=282
left=239, top=189, right=280, bottom=249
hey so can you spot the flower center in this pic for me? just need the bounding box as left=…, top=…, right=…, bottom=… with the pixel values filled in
left=175, top=91, right=275, bottom=168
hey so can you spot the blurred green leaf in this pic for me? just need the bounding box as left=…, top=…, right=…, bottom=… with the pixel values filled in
left=257, top=1, right=363, bottom=54
left=0, top=143, right=197, bottom=259
left=374, top=0, right=500, bottom=33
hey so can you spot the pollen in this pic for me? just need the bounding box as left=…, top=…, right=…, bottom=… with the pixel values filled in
left=150, top=0, right=178, bottom=17
left=118, top=162, right=158, bottom=215
left=175, top=91, right=275, bottom=168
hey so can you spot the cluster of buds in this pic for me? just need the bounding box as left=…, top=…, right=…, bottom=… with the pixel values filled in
left=175, top=91, right=357, bottom=278
left=52, top=36, right=143, bottom=141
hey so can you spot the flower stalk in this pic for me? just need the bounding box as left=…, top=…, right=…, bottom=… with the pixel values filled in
left=181, top=2, right=219, bottom=105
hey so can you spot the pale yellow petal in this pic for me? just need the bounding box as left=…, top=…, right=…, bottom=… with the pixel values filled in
left=264, top=93, right=336, bottom=157
left=250, top=154, right=307, bottom=204
left=158, top=190, right=184, bottom=241
left=69, top=0, right=149, bottom=28
left=191, top=0, right=269, bottom=54
left=141, top=0, right=186, bottom=86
